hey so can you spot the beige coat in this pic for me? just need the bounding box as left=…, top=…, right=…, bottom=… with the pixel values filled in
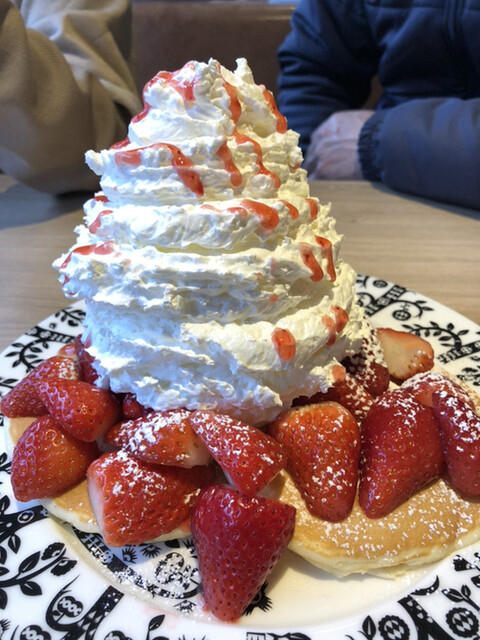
left=0, top=0, right=142, bottom=193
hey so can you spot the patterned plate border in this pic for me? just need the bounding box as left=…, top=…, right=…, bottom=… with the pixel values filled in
left=0, top=275, right=479, bottom=640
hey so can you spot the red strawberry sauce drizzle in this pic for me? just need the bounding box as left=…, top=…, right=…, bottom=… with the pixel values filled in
left=315, top=236, right=337, bottom=282
left=271, top=327, right=296, bottom=361
left=323, top=306, right=349, bottom=346
left=59, top=242, right=116, bottom=288
left=201, top=200, right=279, bottom=231
left=216, top=141, right=242, bottom=187
left=306, top=197, right=319, bottom=220
left=93, top=193, right=110, bottom=203
left=299, top=242, right=324, bottom=282
left=280, top=199, right=299, bottom=219
left=114, top=143, right=204, bottom=197
left=89, top=209, right=113, bottom=234
left=234, top=133, right=281, bottom=188
left=263, top=88, right=288, bottom=133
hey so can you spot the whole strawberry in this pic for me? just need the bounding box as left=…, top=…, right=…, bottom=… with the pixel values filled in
left=359, top=389, right=444, bottom=518
left=189, top=410, right=285, bottom=496
left=11, top=415, right=99, bottom=501
left=37, top=379, right=122, bottom=442
left=268, top=402, right=360, bottom=522
left=432, top=391, right=480, bottom=497
left=88, top=450, right=214, bottom=547
left=0, top=355, right=81, bottom=418
left=190, top=483, right=295, bottom=621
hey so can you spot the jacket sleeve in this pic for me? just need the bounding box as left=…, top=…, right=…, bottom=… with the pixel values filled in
left=0, top=0, right=142, bottom=194
left=277, top=0, right=378, bottom=154
left=358, top=98, right=480, bottom=210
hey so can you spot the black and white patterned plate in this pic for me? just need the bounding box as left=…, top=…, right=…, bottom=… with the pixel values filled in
left=0, top=275, right=479, bottom=640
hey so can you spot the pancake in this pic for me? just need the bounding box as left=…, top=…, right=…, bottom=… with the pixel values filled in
left=4, top=368, right=480, bottom=574
left=266, top=470, right=480, bottom=577
left=265, top=370, right=480, bottom=577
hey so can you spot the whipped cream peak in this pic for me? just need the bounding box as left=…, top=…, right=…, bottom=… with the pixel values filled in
left=54, top=58, right=367, bottom=425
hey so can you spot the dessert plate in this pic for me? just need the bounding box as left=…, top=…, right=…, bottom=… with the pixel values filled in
left=1, top=276, right=479, bottom=640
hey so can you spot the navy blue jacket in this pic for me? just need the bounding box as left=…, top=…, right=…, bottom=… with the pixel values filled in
left=277, top=0, right=480, bottom=210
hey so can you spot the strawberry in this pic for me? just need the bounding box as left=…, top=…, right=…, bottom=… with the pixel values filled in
left=401, top=370, right=475, bottom=410
left=295, top=372, right=374, bottom=424
left=74, top=335, right=100, bottom=384
left=0, top=355, right=82, bottom=418
left=37, top=379, right=122, bottom=442
left=121, top=393, right=149, bottom=420
left=87, top=450, right=214, bottom=546
left=104, top=409, right=211, bottom=468
left=57, top=342, right=77, bottom=358
left=188, top=410, right=285, bottom=497
left=376, top=327, right=434, bottom=381
left=190, top=483, right=295, bottom=621
left=11, top=415, right=99, bottom=501
left=268, top=402, right=360, bottom=521
left=358, top=389, right=444, bottom=518
left=343, top=324, right=390, bottom=396
left=432, top=391, right=480, bottom=498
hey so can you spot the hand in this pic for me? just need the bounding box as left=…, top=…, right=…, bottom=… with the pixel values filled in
left=304, top=110, right=374, bottom=179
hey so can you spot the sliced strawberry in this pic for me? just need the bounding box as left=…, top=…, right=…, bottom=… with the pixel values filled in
left=11, top=415, right=99, bottom=501
left=104, top=409, right=211, bottom=468
left=401, top=371, right=475, bottom=410
left=37, top=379, right=122, bottom=442
left=121, top=392, right=149, bottom=420
left=268, top=402, right=360, bottom=521
left=74, top=335, right=99, bottom=385
left=295, top=372, right=374, bottom=424
left=189, top=410, right=285, bottom=497
left=432, top=391, right=480, bottom=498
left=87, top=450, right=214, bottom=546
left=376, top=327, right=434, bottom=381
left=359, top=389, right=444, bottom=518
left=57, top=342, right=77, bottom=358
left=0, top=355, right=82, bottom=418
left=190, top=483, right=295, bottom=621
left=343, top=324, right=390, bottom=396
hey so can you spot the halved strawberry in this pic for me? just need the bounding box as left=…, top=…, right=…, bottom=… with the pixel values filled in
left=359, top=389, right=444, bottom=518
left=189, top=411, right=285, bottom=497
left=11, top=415, right=99, bottom=501
left=74, top=335, right=99, bottom=385
left=87, top=450, right=214, bottom=546
left=401, top=371, right=475, bottom=410
left=268, top=402, right=360, bottom=522
left=0, top=355, right=82, bottom=418
left=376, top=327, right=434, bottom=381
left=121, top=393, right=149, bottom=420
left=432, top=391, right=480, bottom=498
left=37, top=379, right=122, bottom=442
left=104, top=409, right=211, bottom=468
left=57, top=342, right=77, bottom=358
left=343, top=324, right=390, bottom=396
left=295, top=372, right=374, bottom=424
left=190, top=483, right=295, bottom=622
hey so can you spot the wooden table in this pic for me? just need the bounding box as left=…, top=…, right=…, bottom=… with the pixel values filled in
left=0, top=175, right=478, bottom=352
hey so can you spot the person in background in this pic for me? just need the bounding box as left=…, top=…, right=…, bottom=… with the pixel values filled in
left=0, top=0, right=142, bottom=194
left=277, top=0, right=480, bottom=210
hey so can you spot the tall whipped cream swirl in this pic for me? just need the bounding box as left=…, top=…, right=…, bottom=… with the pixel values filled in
left=54, top=58, right=367, bottom=425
